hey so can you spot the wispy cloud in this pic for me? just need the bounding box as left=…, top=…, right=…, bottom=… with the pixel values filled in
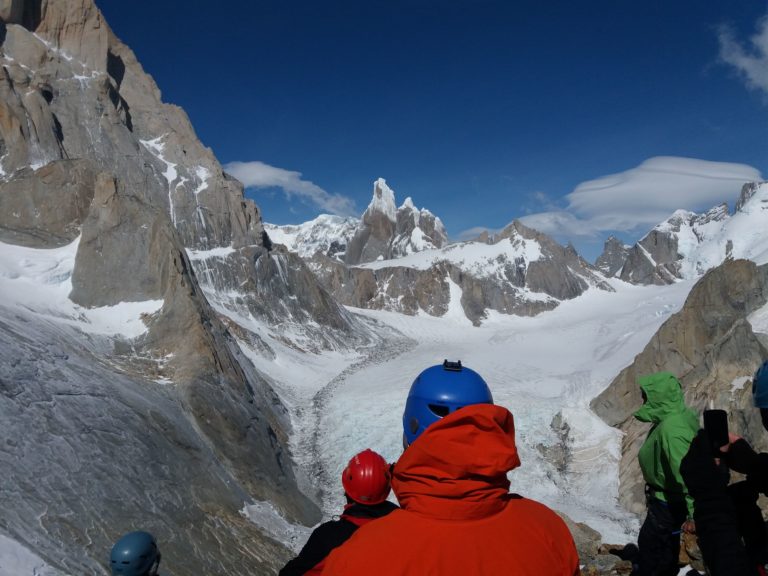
left=224, top=160, right=357, bottom=216
left=718, top=14, right=768, bottom=95
left=520, top=156, right=762, bottom=238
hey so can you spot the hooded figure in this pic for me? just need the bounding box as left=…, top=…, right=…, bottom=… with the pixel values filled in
left=634, top=372, right=698, bottom=576
left=321, top=403, right=580, bottom=575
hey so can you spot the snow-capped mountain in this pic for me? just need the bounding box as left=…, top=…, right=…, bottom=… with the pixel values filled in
left=600, top=182, right=768, bottom=284
left=265, top=178, right=447, bottom=265
left=264, top=215, right=359, bottom=260
left=311, top=219, right=612, bottom=325
left=344, top=178, right=448, bottom=264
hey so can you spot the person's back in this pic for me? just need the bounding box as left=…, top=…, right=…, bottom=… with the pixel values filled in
left=321, top=362, right=580, bottom=575
left=280, top=449, right=397, bottom=576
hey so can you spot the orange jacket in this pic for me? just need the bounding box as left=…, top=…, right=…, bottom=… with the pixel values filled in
left=321, top=404, right=581, bottom=575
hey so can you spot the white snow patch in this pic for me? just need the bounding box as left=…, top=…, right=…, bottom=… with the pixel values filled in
left=241, top=502, right=313, bottom=554
left=731, top=376, right=751, bottom=394
left=0, top=238, right=162, bottom=338
left=186, top=245, right=236, bottom=261
left=442, top=275, right=472, bottom=325
left=0, top=533, right=64, bottom=576
left=360, top=236, right=542, bottom=276
left=140, top=135, right=179, bottom=225
left=749, top=301, right=768, bottom=336
left=193, top=166, right=211, bottom=195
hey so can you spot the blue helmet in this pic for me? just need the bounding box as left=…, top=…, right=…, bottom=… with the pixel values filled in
left=403, top=360, right=493, bottom=446
left=753, top=360, right=768, bottom=409
left=110, top=531, right=160, bottom=576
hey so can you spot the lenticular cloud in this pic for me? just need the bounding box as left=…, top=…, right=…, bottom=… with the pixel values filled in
left=568, top=156, right=761, bottom=230
left=522, top=156, right=762, bottom=238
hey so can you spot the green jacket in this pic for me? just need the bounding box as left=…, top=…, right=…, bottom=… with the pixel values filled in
left=634, top=372, right=699, bottom=517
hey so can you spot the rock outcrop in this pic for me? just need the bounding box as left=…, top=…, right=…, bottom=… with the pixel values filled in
left=595, top=236, right=630, bottom=277
left=591, top=259, right=768, bottom=514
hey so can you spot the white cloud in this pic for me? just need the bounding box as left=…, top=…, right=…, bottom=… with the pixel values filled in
left=224, top=160, right=357, bottom=216
left=520, top=156, right=762, bottom=238
left=718, top=15, right=768, bottom=95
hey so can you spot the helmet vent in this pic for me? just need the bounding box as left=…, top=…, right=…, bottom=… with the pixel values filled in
left=442, top=359, right=462, bottom=371
left=428, top=403, right=450, bottom=417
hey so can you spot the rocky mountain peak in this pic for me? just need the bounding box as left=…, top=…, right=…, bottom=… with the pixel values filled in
left=344, top=178, right=447, bottom=265
left=595, top=235, right=630, bottom=277
left=367, top=177, right=397, bottom=222
left=736, top=181, right=767, bottom=213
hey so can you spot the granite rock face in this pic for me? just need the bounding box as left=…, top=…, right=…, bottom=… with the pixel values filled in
left=591, top=259, right=768, bottom=514
left=0, top=1, right=374, bottom=573
left=595, top=236, right=630, bottom=278
left=0, top=159, right=97, bottom=246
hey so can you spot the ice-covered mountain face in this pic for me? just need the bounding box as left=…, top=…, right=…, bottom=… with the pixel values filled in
left=343, top=178, right=448, bottom=265
left=0, top=1, right=380, bottom=573
left=600, top=182, right=768, bottom=285
left=264, top=214, right=359, bottom=260
left=311, top=219, right=613, bottom=325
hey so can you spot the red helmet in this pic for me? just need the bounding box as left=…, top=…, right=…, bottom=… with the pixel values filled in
left=341, top=449, right=391, bottom=505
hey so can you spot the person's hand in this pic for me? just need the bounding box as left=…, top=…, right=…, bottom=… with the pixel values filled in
left=681, top=519, right=696, bottom=534
left=724, top=437, right=760, bottom=475
left=718, top=432, right=743, bottom=454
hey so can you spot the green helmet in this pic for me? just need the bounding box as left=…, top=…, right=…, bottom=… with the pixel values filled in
left=110, top=531, right=161, bottom=576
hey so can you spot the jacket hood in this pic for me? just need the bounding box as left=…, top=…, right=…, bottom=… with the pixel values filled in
left=391, top=404, right=520, bottom=520
left=634, top=372, right=689, bottom=424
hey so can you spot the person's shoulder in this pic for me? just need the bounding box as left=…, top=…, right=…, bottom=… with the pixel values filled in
left=505, top=496, right=571, bottom=530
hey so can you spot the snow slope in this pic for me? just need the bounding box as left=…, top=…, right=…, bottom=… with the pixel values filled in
left=0, top=534, right=62, bottom=576
left=0, top=238, right=163, bottom=337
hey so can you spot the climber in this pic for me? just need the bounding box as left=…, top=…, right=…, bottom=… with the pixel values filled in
left=321, top=360, right=581, bottom=575
left=681, top=359, right=768, bottom=576
left=633, top=372, right=698, bottom=576
left=279, top=449, right=397, bottom=576
left=109, top=531, right=161, bottom=576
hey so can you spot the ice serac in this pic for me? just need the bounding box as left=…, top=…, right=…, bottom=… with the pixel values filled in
left=313, top=219, right=612, bottom=325
left=591, top=259, right=768, bottom=515
left=0, top=0, right=374, bottom=572
left=344, top=178, right=447, bottom=265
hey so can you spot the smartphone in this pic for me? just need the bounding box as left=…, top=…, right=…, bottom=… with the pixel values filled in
left=703, top=409, right=729, bottom=456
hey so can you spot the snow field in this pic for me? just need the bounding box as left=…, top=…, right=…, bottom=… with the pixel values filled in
left=0, top=238, right=163, bottom=338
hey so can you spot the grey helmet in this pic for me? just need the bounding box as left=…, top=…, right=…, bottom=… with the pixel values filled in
left=110, top=531, right=161, bottom=576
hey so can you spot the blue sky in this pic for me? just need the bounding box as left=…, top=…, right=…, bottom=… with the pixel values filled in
left=97, top=1, right=768, bottom=259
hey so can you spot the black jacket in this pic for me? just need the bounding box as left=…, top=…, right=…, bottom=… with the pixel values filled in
left=680, top=430, right=758, bottom=576
left=279, top=501, right=398, bottom=576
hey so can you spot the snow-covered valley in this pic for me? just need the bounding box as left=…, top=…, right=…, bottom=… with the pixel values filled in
left=248, top=277, right=704, bottom=546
